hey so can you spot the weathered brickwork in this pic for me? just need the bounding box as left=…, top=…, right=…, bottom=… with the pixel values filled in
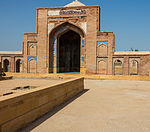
left=0, top=1, right=150, bottom=76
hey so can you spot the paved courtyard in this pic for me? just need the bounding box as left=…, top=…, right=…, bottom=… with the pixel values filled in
left=16, top=79, right=150, bottom=132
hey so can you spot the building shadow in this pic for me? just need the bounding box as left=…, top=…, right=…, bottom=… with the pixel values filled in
left=19, top=89, right=89, bottom=132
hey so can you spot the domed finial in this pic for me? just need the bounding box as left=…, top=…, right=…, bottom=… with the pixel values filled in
left=64, top=0, right=85, bottom=7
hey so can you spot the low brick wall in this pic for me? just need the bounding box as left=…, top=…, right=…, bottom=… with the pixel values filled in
left=0, top=77, right=84, bottom=132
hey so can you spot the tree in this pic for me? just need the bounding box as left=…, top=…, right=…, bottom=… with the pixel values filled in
left=130, top=48, right=134, bottom=51
left=130, top=48, right=139, bottom=51
left=135, top=49, right=139, bottom=51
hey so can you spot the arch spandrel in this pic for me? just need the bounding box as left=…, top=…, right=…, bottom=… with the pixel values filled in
left=49, top=22, right=85, bottom=39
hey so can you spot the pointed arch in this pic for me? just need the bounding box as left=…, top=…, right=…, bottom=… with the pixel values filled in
left=129, top=60, right=138, bottom=75
left=114, top=59, right=123, bottom=75
left=28, top=59, right=36, bottom=73
left=49, top=22, right=85, bottom=73
left=97, top=60, right=107, bottom=75
left=97, top=43, right=108, bottom=57
left=28, top=43, right=37, bottom=56
left=49, top=22, right=85, bottom=38
left=3, top=59, right=9, bottom=72
left=16, top=59, right=23, bottom=73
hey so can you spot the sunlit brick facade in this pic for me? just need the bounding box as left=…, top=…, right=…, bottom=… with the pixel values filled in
left=0, top=1, right=150, bottom=75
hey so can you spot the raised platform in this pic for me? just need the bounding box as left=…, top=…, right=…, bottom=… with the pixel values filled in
left=21, top=79, right=150, bottom=132
left=0, top=77, right=84, bottom=132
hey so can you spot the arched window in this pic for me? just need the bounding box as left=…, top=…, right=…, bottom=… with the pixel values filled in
left=114, top=60, right=123, bottom=75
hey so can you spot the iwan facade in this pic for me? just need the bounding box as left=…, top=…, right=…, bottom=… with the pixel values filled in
left=0, top=1, right=150, bottom=75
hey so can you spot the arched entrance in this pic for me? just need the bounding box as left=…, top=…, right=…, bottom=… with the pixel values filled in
left=49, top=22, right=85, bottom=74
left=16, top=59, right=22, bottom=73
left=3, top=59, right=9, bottom=72
left=57, top=30, right=80, bottom=73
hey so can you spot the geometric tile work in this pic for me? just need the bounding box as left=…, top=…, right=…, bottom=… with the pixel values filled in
left=97, top=41, right=108, bottom=47
left=82, top=39, right=85, bottom=47
left=27, top=57, right=37, bottom=62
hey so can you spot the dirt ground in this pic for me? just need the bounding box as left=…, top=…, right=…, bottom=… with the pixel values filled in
left=15, top=79, right=150, bottom=132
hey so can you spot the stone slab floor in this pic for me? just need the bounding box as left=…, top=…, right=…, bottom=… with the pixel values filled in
left=0, top=78, right=65, bottom=95
left=4, top=79, right=150, bottom=132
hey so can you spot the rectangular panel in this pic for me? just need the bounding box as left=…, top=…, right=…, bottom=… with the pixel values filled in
left=48, top=10, right=60, bottom=16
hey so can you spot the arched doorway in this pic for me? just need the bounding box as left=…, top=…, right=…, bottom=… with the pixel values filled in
left=49, top=22, right=85, bottom=74
left=57, top=30, right=80, bottom=73
left=16, top=59, right=22, bottom=73
left=130, top=60, right=138, bottom=75
left=3, top=59, right=9, bottom=72
left=114, top=60, right=123, bottom=75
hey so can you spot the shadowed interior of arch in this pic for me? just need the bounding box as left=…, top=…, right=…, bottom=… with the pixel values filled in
left=16, top=59, right=22, bottom=73
left=3, top=59, right=9, bottom=72
left=57, top=30, right=80, bottom=73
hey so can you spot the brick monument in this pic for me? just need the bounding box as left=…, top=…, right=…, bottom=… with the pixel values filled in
left=0, top=0, right=150, bottom=76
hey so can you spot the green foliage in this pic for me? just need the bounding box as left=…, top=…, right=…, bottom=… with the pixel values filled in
left=130, top=48, right=139, bottom=51
left=130, top=48, right=134, bottom=51
left=135, top=49, right=139, bottom=51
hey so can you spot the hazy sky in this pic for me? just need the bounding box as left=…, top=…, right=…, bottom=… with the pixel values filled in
left=0, top=0, right=150, bottom=51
